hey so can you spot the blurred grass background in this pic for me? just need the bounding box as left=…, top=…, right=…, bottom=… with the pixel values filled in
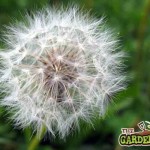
left=0, top=0, right=150, bottom=150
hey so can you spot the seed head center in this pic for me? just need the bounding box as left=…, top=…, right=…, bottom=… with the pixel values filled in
left=38, top=50, right=79, bottom=102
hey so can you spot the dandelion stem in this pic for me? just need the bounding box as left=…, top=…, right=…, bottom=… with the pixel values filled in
left=28, top=125, right=47, bottom=150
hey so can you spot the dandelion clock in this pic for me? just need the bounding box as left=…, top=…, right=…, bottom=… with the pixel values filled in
left=0, top=6, right=125, bottom=140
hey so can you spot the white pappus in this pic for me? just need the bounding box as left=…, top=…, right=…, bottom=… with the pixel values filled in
left=0, top=6, right=126, bottom=138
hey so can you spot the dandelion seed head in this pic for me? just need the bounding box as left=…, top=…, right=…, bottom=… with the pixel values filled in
left=0, top=6, right=126, bottom=138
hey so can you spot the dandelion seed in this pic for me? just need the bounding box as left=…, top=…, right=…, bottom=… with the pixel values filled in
left=0, top=6, right=126, bottom=138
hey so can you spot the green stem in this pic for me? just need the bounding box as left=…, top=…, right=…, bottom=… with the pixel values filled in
left=28, top=125, right=47, bottom=150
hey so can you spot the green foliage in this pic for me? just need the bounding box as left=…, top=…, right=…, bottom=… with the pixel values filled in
left=0, top=0, right=150, bottom=150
